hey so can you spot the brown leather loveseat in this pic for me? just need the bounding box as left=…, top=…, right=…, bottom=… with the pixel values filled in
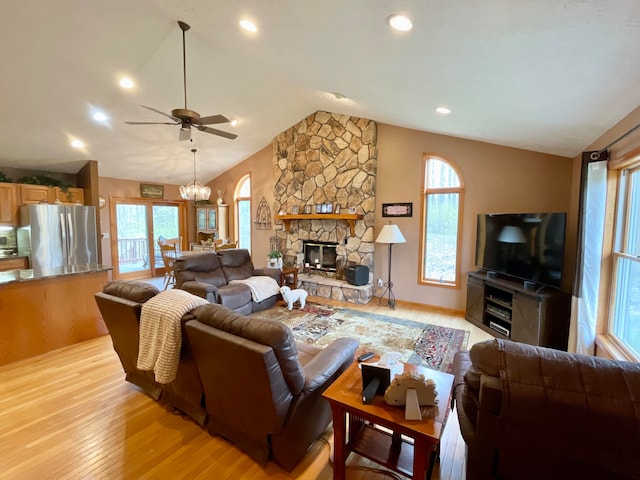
left=453, top=339, right=640, bottom=479
left=185, top=303, right=359, bottom=471
left=94, top=280, right=207, bottom=425
left=174, top=248, right=280, bottom=315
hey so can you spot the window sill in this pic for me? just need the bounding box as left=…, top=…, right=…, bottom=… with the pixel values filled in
left=595, top=334, right=639, bottom=362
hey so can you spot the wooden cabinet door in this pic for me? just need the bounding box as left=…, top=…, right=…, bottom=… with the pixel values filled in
left=52, top=187, right=84, bottom=204
left=19, top=185, right=51, bottom=204
left=465, top=275, right=484, bottom=324
left=511, top=293, right=541, bottom=345
left=0, top=183, right=18, bottom=225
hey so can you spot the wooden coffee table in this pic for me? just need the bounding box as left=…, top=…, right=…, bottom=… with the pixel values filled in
left=323, top=362, right=454, bottom=480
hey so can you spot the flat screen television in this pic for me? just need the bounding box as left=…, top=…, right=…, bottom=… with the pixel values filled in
left=475, top=212, right=567, bottom=289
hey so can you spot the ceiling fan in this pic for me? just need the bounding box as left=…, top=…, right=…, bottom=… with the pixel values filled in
left=125, top=20, right=237, bottom=141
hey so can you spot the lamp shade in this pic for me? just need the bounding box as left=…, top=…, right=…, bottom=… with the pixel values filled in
left=375, top=224, right=406, bottom=244
left=498, top=226, right=526, bottom=243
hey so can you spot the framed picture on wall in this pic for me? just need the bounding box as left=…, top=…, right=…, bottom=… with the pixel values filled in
left=315, top=204, right=322, bottom=214
left=291, top=205, right=299, bottom=214
left=326, top=203, right=333, bottom=213
left=304, top=205, right=312, bottom=214
left=382, top=202, right=413, bottom=217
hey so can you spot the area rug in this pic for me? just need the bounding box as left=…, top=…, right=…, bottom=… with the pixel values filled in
left=251, top=302, right=469, bottom=374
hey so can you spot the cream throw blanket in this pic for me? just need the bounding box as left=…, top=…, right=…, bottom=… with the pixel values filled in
left=137, top=289, right=208, bottom=384
left=229, top=275, right=280, bottom=303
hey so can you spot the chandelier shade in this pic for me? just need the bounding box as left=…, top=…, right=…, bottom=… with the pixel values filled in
left=180, top=148, right=211, bottom=202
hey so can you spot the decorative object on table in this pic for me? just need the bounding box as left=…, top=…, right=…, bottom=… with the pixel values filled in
left=267, top=249, right=283, bottom=269
left=180, top=148, right=211, bottom=202
left=216, top=189, right=225, bottom=205
left=382, top=202, right=413, bottom=217
left=279, top=285, right=308, bottom=310
left=254, top=197, right=272, bottom=230
left=251, top=303, right=469, bottom=373
left=375, top=222, right=406, bottom=309
left=384, top=372, right=439, bottom=406
left=291, top=205, right=299, bottom=214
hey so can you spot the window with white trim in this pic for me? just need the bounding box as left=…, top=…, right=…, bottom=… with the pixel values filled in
left=234, top=174, right=251, bottom=252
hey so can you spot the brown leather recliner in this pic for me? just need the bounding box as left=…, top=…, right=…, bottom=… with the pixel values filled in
left=94, top=280, right=207, bottom=425
left=184, top=303, right=359, bottom=471
left=174, top=249, right=280, bottom=315
left=452, top=339, right=640, bottom=479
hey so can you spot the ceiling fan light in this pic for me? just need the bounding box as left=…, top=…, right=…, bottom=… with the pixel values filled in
left=239, top=19, right=257, bottom=32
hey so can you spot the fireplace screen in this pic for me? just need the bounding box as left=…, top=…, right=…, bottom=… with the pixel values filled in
left=303, top=241, right=338, bottom=272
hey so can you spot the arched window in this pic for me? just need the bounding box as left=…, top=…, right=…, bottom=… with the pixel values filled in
left=234, top=174, right=251, bottom=252
left=420, top=155, right=464, bottom=287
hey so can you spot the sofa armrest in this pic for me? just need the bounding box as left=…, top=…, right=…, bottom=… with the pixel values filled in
left=253, top=267, right=281, bottom=282
left=180, top=281, right=218, bottom=303
left=302, top=338, right=359, bottom=392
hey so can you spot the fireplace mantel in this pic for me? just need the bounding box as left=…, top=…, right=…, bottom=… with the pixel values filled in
left=275, top=213, right=363, bottom=235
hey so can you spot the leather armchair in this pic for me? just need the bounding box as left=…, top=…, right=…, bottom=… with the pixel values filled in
left=185, top=303, right=359, bottom=471
left=453, top=339, right=640, bottom=480
left=175, top=249, right=280, bottom=315
left=94, top=280, right=207, bottom=425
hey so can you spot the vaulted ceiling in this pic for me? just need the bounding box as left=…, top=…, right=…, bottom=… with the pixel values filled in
left=1, top=1, right=639, bottom=185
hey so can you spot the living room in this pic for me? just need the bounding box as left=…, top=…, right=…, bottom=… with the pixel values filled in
left=1, top=2, right=640, bottom=479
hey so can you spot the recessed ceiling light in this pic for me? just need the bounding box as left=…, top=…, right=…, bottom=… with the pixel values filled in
left=92, top=111, right=107, bottom=122
left=71, top=139, right=85, bottom=149
left=230, top=119, right=239, bottom=127
left=239, top=19, right=257, bottom=32
left=435, top=106, right=451, bottom=115
left=118, top=77, right=134, bottom=89
left=388, top=14, right=413, bottom=32
left=332, top=92, right=347, bottom=100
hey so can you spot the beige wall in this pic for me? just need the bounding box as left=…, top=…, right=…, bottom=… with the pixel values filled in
left=207, top=119, right=574, bottom=311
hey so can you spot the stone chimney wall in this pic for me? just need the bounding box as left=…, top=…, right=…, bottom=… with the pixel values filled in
left=273, top=111, right=377, bottom=270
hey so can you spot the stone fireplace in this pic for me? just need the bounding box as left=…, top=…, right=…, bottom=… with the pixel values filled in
left=303, top=240, right=338, bottom=272
left=272, top=110, right=377, bottom=303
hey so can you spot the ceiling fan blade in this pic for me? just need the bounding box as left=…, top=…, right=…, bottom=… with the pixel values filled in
left=196, top=125, right=238, bottom=140
left=140, top=105, right=180, bottom=121
left=195, top=114, right=230, bottom=125
left=125, top=121, right=179, bottom=125
left=179, top=124, right=191, bottom=141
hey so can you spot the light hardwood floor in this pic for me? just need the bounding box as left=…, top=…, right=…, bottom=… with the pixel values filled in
left=0, top=284, right=492, bottom=480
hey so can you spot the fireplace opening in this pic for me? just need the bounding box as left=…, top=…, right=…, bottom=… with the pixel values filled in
left=303, top=240, right=338, bottom=272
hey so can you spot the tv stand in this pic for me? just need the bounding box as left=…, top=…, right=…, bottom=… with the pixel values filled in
left=465, top=271, right=571, bottom=350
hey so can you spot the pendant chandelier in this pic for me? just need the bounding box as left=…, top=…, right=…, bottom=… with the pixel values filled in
left=180, top=148, right=211, bottom=202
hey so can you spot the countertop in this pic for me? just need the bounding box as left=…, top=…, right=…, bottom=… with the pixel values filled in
left=0, top=264, right=113, bottom=285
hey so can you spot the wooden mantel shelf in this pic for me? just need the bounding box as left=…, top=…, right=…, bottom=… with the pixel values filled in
left=276, top=213, right=363, bottom=235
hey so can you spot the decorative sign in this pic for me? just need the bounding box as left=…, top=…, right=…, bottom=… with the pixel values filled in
left=140, top=183, right=164, bottom=199
left=382, top=202, right=412, bottom=217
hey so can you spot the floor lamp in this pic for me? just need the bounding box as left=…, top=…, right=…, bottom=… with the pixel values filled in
left=375, top=223, right=406, bottom=309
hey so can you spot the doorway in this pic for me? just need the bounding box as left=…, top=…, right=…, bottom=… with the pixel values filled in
left=110, top=197, right=187, bottom=279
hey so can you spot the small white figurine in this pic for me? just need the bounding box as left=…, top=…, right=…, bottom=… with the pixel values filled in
left=279, top=286, right=308, bottom=310
left=384, top=372, right=439, bottom=407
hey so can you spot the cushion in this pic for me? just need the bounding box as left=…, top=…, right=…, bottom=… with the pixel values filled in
left=102, top=280, right=158, bottom=303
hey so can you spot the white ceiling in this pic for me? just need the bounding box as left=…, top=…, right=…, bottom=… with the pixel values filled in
left=1, top=1, right=640, bottom=186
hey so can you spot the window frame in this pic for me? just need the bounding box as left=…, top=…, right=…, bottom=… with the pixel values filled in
left=234, top=173, right=252, bottom=251
left=606, top=158, right=640, bottom=361
left=418, top=154, right=465, bottom=288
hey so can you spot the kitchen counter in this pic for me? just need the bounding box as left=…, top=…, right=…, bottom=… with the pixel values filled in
left=0, top=263, right=112, bottom=285
left=0, top=264, right=113, bottom=366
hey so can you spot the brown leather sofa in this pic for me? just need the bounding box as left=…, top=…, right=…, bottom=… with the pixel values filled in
left=184, top=303, right=359, bottom=471
left=94, top=280, right=207, bottom=425
left=174, top=248, right=280, bottom=315
left=453, top=339, right=640, bottom=480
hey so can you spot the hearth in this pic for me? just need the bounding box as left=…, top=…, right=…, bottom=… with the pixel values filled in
left=303, top=240, right=338, bottom=272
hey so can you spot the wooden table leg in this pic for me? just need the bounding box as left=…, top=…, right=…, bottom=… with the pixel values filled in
left=412, top=436, right=431, bottom=480
left=331, top=405, right=348, bottom=480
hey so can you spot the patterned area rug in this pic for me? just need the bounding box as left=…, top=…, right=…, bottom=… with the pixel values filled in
left=251, top=302, right=469, bottom=374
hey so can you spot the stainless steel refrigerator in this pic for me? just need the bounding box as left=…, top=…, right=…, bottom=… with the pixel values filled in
left=17, top=204, right=98, bottom=270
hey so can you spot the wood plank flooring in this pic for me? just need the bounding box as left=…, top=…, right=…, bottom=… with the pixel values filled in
left=0, top=287, right=492, bottom=480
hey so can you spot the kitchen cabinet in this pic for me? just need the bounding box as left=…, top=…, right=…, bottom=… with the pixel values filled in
left=19, top=184, right=50, bottom=204
left=52, top=187, right=84, bottom=204
left=196, top=206, right=218, bottom=243
left=0, top=256, right=28, bottom=272
left=0, top=183, right=18, bottom=225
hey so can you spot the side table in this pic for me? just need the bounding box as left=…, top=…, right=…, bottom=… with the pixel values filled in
left=280, top=266, right=298, bottom=288
left=322, top=362, right=454, bottom=480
